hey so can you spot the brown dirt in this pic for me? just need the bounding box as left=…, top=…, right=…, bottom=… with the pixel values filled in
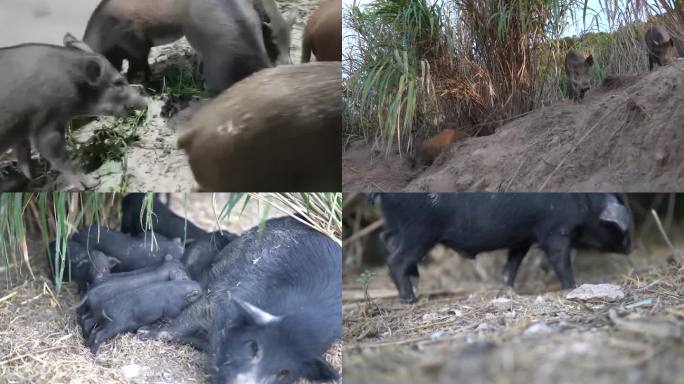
left=342, top=140, right=417, bottom=192
left=0, top=194, right=342, bottom=383
left=343, top=229, right=684, bottom=384
left=343, top=59, right=684, bottom=192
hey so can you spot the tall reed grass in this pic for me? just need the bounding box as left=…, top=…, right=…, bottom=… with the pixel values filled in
left=0, top=193, right=342, bottom=292
left=344, top=0, right=684, bottom=154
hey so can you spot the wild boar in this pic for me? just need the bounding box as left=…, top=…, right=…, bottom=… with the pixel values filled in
left=177, top=61, right=341, bottom=191
left=302, top=0, right=342, bottom=62
left=254, top=0, right=298, bottom=65
left=83, top=0, right=187, bottom=80
left=184, top=0, right=272, bottom=95
left=645, top=25, right=676, bottom=71
left=415, top=128, right=468, bottom=167
left=83, top=0, right=295, bottom=81
left=564, top=50, right=594, bottom=103
left=0, top=34, right=146, bottom=189
left=376, top=193, right=632, bottom=303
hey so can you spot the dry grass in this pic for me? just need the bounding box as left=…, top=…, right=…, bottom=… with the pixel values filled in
left=343, top=255, right=684, bottom=384
left=0, top=278, right=208, bottom=384
left=0, top=278, right=342, bottom=384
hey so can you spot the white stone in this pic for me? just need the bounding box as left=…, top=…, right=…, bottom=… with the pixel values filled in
left=566, top=283, right=624, bottom=302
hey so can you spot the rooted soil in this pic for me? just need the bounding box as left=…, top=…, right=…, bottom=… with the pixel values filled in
left=343, top=59, right=684, bottom=192
left=0, top=194, right=342, bottom=383
left=342, top=229, right=684, bottom=384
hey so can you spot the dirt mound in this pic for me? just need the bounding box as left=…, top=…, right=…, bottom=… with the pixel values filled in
left=343, top=60, right=684, bottom=192
left=407, top=60, right=684, bottom=191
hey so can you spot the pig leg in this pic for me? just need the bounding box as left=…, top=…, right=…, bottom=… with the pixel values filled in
left=540, top=233, right=575, bottom=289
left=648, top=54, right=655, bottom=71
left=32, top=126, right=97, bottom=189
left=121, top=38, right=151, bottom=82
left=13, top=140, right=32, bottom=179
left=387, top=241, right=434, bottom=303
left=103, top=47, right=126, bottom=72
left=502, top=242, right=532, bottom=286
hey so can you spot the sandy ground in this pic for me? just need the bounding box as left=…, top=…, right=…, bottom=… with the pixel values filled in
left=343, top=59, right=684, bottom=192
left=0, top=194, right=342, bottom=383
left=342, top=229, right=684, bottom=384
left=0, top=0, right=323, bottom=192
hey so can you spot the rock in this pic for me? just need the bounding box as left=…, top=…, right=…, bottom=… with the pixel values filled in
left=491, top=297, right=512, bottom=310
left=566, top=283, right=624, bottom=302
left=475, top=322, right=490, bottom=331
left=122, top=364, right=141, bottom=379
left=524, top=321, right=554, bottom=336
left=430, top=330, right=446, bottom=340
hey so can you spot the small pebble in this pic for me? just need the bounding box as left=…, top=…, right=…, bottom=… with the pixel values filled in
left=122, top=364, right=141, bottom=379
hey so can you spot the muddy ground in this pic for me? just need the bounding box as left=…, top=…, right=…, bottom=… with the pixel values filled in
left=0, top=0, right=322, bottom=192
left=343, top=228, right=684, bottom=384
left=0, top=194, right=342, bottom=383
left=343, top=59, right=684, bottom=192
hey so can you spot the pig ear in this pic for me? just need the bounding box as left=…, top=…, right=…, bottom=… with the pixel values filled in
left=599, top=199, right=631, bottom=232
left=233, top=298, right=282, bottom=325
left=83, top=59, right=104, bottom=85
left=63, top=33, right=95, bottom=53
left=74, top=259, right=89, bottom=268
left=585, top=55, right=594, bottom=66
left=302, top=357, right=339, bottom=382
left=107, top=257, right=120, bottom=268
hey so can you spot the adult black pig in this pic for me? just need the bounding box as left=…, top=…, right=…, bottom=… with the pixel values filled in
left=139, top=216, right=341, bottom=383
left=375, top=193, right=633, bottom=303
left=120, top=193, right=208, bottom=242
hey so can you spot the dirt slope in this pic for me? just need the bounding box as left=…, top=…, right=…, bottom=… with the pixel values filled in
left=344, top=59, right=684, bottom=192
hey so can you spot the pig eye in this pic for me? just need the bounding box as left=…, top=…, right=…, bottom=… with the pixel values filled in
left=113, top=78, right=126, bottom=87
left=277, top=369, right=290, bottom=378
left=247, top=340, right=259, bottom=358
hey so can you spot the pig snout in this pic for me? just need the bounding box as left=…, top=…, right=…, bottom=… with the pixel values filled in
left=92, top=83, right=147, bottom=117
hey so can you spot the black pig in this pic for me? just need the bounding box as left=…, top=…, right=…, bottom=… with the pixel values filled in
left=181, top=230, right=237, bottom=282
left=86, top=280, right=202, bottom=354
left=376, top=193, right=633, bottom=303
left=139, top=216, right=341, bottom=383
left=71, top=225, right=184, bottom=271
left=120, top=193, right=208, bottom=242
left=46, top=240, right=118, bottom=292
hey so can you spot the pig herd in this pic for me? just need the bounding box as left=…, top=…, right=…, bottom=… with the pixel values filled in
left=0, top=0, right=342, bottom=192
left=565, top=25, right=677, bottom=103
left=46, top=193, right=342, bottom=384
